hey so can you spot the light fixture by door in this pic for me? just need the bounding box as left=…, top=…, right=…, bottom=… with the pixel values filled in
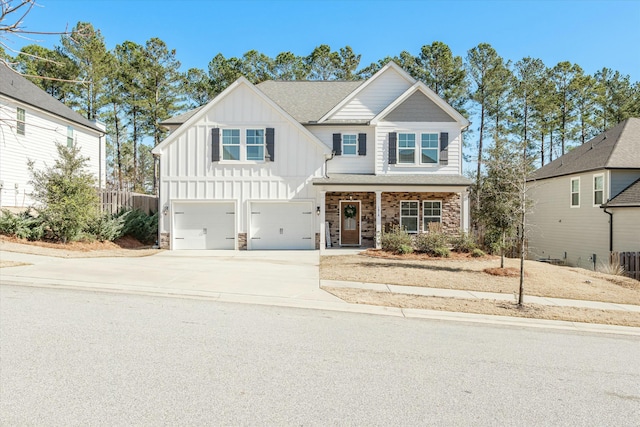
left=316, top=206, right=321, bottom=216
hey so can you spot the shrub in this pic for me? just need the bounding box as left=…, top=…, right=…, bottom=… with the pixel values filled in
left=119, top=209, right=158, bottom=245
left=597, top=261, right=625, bottom=276
left=398, top=244, right=413, bottom=254
left=449, top=232, right=477, bottom=253
left=414, top=231, right=448, bottom=255
left=432, top=246, right=450, bottom=258
left=0, top=210, right=44, bottom=241
left=471, top=248, right=486, bottom=257
left=85, top=211, right=128, bottom=242
left=381, top=225, right=412, bottom=253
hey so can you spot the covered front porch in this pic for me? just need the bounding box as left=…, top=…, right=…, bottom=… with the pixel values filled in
left=313, top=174, right=472, bottom=250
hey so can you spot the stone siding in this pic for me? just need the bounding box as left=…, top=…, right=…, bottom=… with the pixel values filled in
left=160, top=232, right=170, bottom=249
left=238, top=233, right=247, bottom=250
left=325, top=192, right=376, bottom=248
left=381, top=192, right=461, bottom=234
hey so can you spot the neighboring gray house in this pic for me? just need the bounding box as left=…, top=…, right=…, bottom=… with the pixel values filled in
left=0, top=64, right=105, bottom=209
left=152, top=62, right=471, bottom=250
left=527, top=118, right=640, bottom=270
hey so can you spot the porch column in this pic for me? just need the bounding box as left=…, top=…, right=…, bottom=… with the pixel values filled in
left=461, top=190, right=470, bottom=233
left=375, top=190, right=382, bottom=249
left=319, top=191, right=327, bottom=250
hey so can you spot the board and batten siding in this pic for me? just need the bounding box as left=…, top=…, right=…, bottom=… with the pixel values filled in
left=0, top=97, right=104, bottom=208
left=527, top=172, right=611, bottom=269
left=328, top=68, right=411, bottom=121
left=157, top=83, right=326, bottom=235
left=306, top=125, right=374, bottom=174
left=374, top=122, right=463, bottom=175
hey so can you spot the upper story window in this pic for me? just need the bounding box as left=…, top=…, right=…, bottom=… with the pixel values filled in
left=593, top=174, right=604, bottom=206
left=397, top=133, right=439, bottom=165
left=423, top=201, right=442, bottom=231
left=342, top=134, right=357, bottom=156
left=421, top=133, right=439, bottom=164
left=16, top=107, right=25, bottom=135
left=570, top=177, right=580, bottom=207
left=400, top=201, right=419, bottom=233
left=246, top=129, right=264, bottom=161
left=67, top=126, right=74, bottom=147
left=222, top=129, right=241, bottom=160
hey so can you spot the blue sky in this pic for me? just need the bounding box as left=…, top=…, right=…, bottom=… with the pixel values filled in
left=6, top=0, right=640, bottom=81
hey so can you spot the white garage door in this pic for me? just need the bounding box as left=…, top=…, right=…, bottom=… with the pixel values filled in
left=249, top=201, right=314, bottom=250
left=173, top=202, right=235, bottom=250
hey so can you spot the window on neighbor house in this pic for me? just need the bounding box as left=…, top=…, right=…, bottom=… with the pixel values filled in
left=342, top=134, right=357, bottom=155
left=421, top=133, right=439, bottom=164
left=16, top=107, right=25, bottom=135
left=593, top=174, right=604, bottom=206
left=67, top=126, right=74, bottom=147
left=398, top=133, right=416, bottom=164
left=400, top=201, right=419, bottom=233
left=246, top=129, right=264, bottom=161
left=423, top=201, right=442, bottom=231
left=571, top=177, right=580, bottom=207
left=222, top=129, right=240, bottom=160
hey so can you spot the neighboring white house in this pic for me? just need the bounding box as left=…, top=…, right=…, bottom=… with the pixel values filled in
left=152, top=62, right=471, bottom=250
left=527, top=118, right=640, bottom=270
left=0, top=64, right=105, bottom=209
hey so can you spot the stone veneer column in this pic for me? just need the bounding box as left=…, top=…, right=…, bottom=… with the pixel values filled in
left=375, top=190, right=382, bottom=248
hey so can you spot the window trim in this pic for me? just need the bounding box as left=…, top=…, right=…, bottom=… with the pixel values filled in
left=16, top=107, right=25, bottom=136
left=342, top=133, right=357, bottom=156
left=397, top=133, right=416, bottom=164
left=593, top=173, right=604, bottom=207
left=400, top=200, right=420, bottom=234
left=420, top=133, right=439, bottom=164
left=570, top=177, right=580, bottom=208
left=396, top=132, right=440, bottom=166
left=422, top=200, right=442, bottom=232
left=67, top=126, right=74, bottom=148
left=220, top=127, right=267, bottom=163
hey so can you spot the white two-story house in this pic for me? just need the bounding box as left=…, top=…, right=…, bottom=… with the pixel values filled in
left=152, top=62, right=471, bottom=250
left=0, top=64, right=105, bottom=209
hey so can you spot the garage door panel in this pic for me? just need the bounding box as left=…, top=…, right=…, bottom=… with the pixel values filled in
left=250, top=202, right=314, bottom=250
left=173, top=202, right=235, bottom=250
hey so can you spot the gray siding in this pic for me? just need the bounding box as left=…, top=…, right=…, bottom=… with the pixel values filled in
left=610, top=169, right=640, bottom=199
left=611, top=208, right=640, bottom=252
left=382, top=92, right=456, bottom=122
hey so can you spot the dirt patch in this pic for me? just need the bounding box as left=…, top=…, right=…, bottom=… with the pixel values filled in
left=484, top=267, right=520, bottom=277
left=324, top=287, right=640, bottom=328
left=0, top=235, right=162, bottom=258
left=0, top=260, right=31, bottom=268
left=320, top=251, right=640, bottom=305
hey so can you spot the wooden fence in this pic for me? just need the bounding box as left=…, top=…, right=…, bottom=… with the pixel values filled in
left=610, top=251, right=640, bottom=280
left=100, top=190, right=158, bottom=215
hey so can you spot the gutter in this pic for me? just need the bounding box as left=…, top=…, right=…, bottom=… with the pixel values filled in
left=324, top=152, right=336, bottom=178
left=602, top=204, right=613, bottom=252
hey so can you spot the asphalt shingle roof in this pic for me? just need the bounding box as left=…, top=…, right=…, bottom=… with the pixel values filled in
left=159, top=105, right=204, bottom=125
left=532, top=118, right=640, bottom=180
left=0, top=63, right=103, bottom=133
left=312, top=174, right=472, bottom=186
left=605, top=177, right=640, bottom=207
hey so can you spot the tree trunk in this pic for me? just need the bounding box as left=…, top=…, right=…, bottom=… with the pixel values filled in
left=500, top=230, right=505, bottom=269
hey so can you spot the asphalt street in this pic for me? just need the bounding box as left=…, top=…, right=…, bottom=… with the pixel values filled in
left=1, top=284, right=639, bottom=426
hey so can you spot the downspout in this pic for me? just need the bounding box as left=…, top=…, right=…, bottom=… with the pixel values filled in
left=603, top=205, right=613, bottom=252
left=324, top=151, right=336, bottom=178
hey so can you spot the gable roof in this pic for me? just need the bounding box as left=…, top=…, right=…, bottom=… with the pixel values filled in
left=160, top=105, right=205, bottom=126
left=370, top=82, right=469, bottom=127
left=256, top=80, right=362, bottom=123
left=152, top=76, right=331, bottom=155
left=0, top=63, right=103, bottom=133
left=604, top=177, right=640, bottom=207
left=533, top=118, right=640, bottom=180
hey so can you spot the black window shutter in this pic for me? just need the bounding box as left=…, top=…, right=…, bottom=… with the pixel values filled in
left=266, top=128, right=275, bottom=161
left=358, top=133, right=367, bottom=156
left=388, top=132, right=397, bottom=164
left=333, top=133, right=342, bottom=155
left=439, top=132, right=449, bottom=165
left=211, top=128, right=220, bottom=162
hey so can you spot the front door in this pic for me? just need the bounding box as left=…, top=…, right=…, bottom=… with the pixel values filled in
left=340, top=201, right=360, bottom=246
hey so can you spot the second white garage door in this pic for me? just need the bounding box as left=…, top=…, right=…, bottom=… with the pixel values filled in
left=173, top=202, right=235, bottom=250
left=249, top=201, right=315, bottom=250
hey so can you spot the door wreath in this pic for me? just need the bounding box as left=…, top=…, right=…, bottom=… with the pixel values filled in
left=343, top=204, right=357, bottom=219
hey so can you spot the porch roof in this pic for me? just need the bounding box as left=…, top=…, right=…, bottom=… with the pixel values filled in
left=312, top=174, right=472, bottom=187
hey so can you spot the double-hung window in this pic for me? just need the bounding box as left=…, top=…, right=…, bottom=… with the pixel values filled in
left=570, top=177, right=580, bottom=207
left=17, top=107, right=25, bottom=135
left=593, top=174, right=604, bottom=206
left=67, top=126, right=74, bottom=147
left=421, top=133, right=438, bottom=164
left=423, top=201, right=442, bottom=231
left=398, top=133, right=416, bottom=164
left=246, top=129, right=264, bottom=161
left=342, top=134, right=357, bottom=155
left=222, top=129, right=240, bottom=160
left=400, top=201, right=419, bottom=233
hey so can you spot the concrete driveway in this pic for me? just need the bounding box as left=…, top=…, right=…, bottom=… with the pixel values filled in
left=0, top=250, right=343, bottom=304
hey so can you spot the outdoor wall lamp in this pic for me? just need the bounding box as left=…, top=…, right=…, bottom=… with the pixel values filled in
left=316, top=206, right=321, bottom=216
left=162, top=205, right=169, bottom=215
